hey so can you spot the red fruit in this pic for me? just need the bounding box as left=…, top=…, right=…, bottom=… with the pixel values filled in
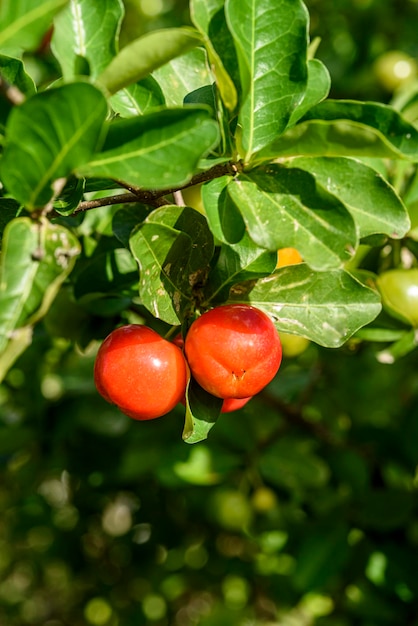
left=221, top=397, right=252, bottom=413
left=94, top=325, right=189, bottom=420
left=185, top=304, right=282, bottom=399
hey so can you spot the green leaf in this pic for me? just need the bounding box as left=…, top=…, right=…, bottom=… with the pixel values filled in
left=0, top=217, right=81, bottom=352
left=1, top=83, right=107, bottom=210
left=201, top=175, right=246, bottom=244
left=293, top=522, right=349, bottom=591
left=73, top=248, right=138, bottom=299
left=355, top=489, right=415, bottom=531
left=225, top=0, right=308, bottom=160
left=227, top=165, right=357, bottom=270
left=182, top=378, right=223, bottom=444
left=0, top=54, right=36, bottom=99
left=0, top=198, right=21, bottom=240
left=0, top=326, right=33, bottom=383
left=287, top=157, right=411, bottom=239
left=204, top=232, right=277, bottom=303
left=77, top=107, right=220, bottom=190
left=190, top=0, right=238, bottom=111
left=0, top=0, right=67, bottom=54
left=258, top=100, right=418, bottom=161
left=259, top=437, right=330, bottom=491
left=153, top=47, right=211, bottom=107
left=129, top=206, right=213, bottom=325
left=110, top=76, right=165, bottom=118
left=51, top=0, right=124, bottom=79
left=287, top=58, right=331, bottom=127
left=112, top=204, right=150, bottom=248
left=228, top=264, right=382, bottom=347
left=98, top=27, right=203, bottom=95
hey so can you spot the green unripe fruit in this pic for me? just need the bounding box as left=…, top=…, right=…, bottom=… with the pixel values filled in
left=377, top=268, right=418, bottom=327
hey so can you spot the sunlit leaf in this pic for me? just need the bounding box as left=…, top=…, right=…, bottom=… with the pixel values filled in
left=258, top=100, right=418, bottom=161
left=1, top=83, right=107, bottom=209
left=98, top=27, right=203, bottom=95
left=0, top=0, right=67, bottom=54
left=229, top=264, right=382, bottom=347
left=287, top=156, right=411, bottom=239
left=225, top=0, right=308, bottom=159
left=153, top=47, right=211, bottom=107
left=51, top=0, right=124, bottom=79
left=0, top=217, right=81, bottom=352
left=110, top=77, right=165, bottom=117
left=227, top=166, right=357, bottom=270
left=77, top=107, right=219, bottom=190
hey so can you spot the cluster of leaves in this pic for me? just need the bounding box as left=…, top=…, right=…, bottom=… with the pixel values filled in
left=0, top=0, right=417, bottom=442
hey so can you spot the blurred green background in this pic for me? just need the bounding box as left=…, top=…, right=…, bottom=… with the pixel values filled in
left=1, top=1, right=418, bottom=625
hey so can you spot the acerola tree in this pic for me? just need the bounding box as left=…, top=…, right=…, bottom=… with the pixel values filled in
left=1, top=0, right=417, bottom=443
left=1, top=1, right=418, bottom=623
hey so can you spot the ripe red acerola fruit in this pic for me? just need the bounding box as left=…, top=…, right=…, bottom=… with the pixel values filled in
left=185, top=304, right=282, bottom=399
left=94, top=325, right=189, bottom=420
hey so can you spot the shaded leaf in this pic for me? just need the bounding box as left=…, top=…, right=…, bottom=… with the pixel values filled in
left=293, top=523, right=349, bottom=591
left=288, top=58, right=331, bottom=127
left=0, top=55, right=36, bottom=122
left=77, top=107, right=219, bottom=190
left=287, top=156, right=411, bottom=239
left=227, top=165, right=357, bottom=270
left=0, top=198, right=21, bottom=239
left=98, top=27, right=203, bottom=95
left=204, top=232, right=277, bottom=303
left=259, top=437, right=330, bottom=491
left=355, top=489, right=415, bottom=531
left=73, top=248, right=138, bottom=299
left=51, top=0, right=124, bottom=79
left=225, top=0, right=308, bottom=159
left=1, top=83, right=107, bottom=209
left=201, top=175, right=246, bottom=244
left=0, top=0, right=67, bottom=54
left=190, top=0, right=237, bottom=111
left=229, top=264, right=382, bottom=347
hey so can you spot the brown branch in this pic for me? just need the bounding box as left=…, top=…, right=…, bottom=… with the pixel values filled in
left=71, top=160, right=241, bottom=215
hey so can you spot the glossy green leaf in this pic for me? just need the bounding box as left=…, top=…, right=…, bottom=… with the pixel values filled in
left=0, top=217, right=81, bottom=352
left=98, top=27, right=202, bottom=95
left=129, top=206, right=213, bottom=325
left=287, top=59, right=331, bottom=127
left=229, top=264, right=382, bottom=347
left=1, top=83, right=107, bottom=210
left=225, top=0, right=308, bottom=159
left=51, top=0, right=123, bottom=79
left=153, top=47, right=211, bottom=107
left=110, top=77, right=165, bottom=117
left=190, top=0, right=237, bottom=111
left=182, top=378, right=223, bottom=444
left=258, top=100, right=418, bottom=161
left=204, top=232, right=277, bottom=303
left=0, top=0, right=67, bottom=54
left=201, top=175, right=245, bottom=244
left=77, top=108, right=219, bottom=190
left=227, top=166, right=357, bottom=270
left=287, top=157, right=411, bottom=239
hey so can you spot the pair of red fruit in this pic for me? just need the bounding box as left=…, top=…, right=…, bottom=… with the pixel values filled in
left=94, top=304, right=283, bottom=420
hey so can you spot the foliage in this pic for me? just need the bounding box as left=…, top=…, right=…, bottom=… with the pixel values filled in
left=0, top=0, right=418, bottom=624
